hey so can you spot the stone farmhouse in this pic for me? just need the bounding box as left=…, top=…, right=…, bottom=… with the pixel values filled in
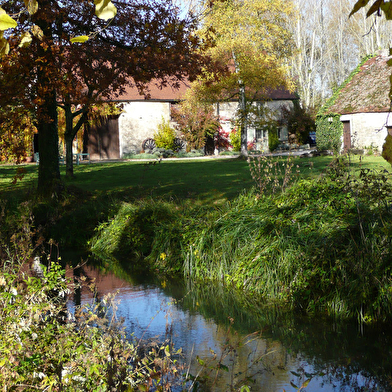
left=318, top=51, right=392, bottom=152
left=86, top=80, right=298, bottom=159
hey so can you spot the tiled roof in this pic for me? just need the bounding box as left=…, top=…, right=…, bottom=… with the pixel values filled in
left=112, top=79, right=190, bottom=101
left=112, top=79, right=298, bottom=102
left=325, top=53, right=392, bottom=115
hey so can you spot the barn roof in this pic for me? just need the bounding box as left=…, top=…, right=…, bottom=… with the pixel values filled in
left=111, top=79, right=298, bottom=102
left=321, top=51, right=392, bottom=116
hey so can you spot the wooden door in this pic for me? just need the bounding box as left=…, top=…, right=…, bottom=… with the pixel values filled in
left=342, top=121, right=351, bottom=151
left=87, top=115, right=120, bottom=160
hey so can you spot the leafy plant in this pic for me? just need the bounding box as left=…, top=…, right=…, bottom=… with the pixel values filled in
left=268, top=126, right=280, bottom=152
left=315, top=115, right=343, bottom=153
left=154, top=117, right=177, bottom=150
left=0, top=262, right=184, bottom=390
left=230, top=129, right=241, bottom=152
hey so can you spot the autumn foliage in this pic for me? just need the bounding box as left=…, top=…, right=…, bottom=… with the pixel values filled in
left=0, top=0, right=213, bottom=194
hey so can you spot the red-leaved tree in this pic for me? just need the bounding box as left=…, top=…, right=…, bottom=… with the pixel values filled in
left=0, top=0, right=212, bottom=195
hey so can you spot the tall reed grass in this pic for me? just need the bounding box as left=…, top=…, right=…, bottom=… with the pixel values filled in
left=90, top=156, right=392, bottom=320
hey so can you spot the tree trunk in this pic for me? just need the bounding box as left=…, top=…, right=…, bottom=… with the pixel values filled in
left=37, top=93, right=61, bottom=197
left=63, top=105, right=88, bottom=177
left=64, top=105, right=75, bottom=177
left=33, top=0, right=61, bottom=198
left=239, top=82, right=248, bottom=157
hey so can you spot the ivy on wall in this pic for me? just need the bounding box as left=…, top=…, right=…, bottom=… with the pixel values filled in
left=316, top=55, right=375, bottom=152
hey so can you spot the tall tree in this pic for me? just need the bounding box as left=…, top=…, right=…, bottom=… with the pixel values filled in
left=0, top=0, right=209, bottom=195
left=192, top=0, right=295, bottom=157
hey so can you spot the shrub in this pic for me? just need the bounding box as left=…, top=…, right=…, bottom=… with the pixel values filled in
left=154, top=118, right=176, bottom=150
left=316, top=115, right=343, bottom=153
left=247, top=140, right=256, bottom=150
left=281, top=102, right=316, bottom=145
left=153, top=147, right=174, bottom=158
left=171, top=99, right=219, bottom=150
left=230, top=129, right=241, bottom=152
left=214, top=127, right=231, bottom=149
left=268, top=127, right=280, bottom=152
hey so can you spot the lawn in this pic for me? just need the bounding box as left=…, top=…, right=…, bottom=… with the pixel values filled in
left=0, top=154, right=362, bottom=205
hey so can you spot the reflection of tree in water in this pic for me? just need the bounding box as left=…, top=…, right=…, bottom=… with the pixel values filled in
left=77, top=259, right=392, bottom=391
left=163, top=280, right=392, bottom=391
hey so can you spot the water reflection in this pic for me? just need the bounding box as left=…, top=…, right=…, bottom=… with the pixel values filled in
left=67, top=264, right=392, bottom=391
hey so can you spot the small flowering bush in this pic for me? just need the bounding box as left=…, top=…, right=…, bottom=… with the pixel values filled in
left=154, top=117, right=177, bottom=150
left=247, top=140, right=255, bottom=151
left=214, top=127, right=231, bottom=149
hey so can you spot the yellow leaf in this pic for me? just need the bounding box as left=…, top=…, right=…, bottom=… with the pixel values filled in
left=24, top=0, right=39, bottom=15
left=70, top=35, right=90, bottom=43
left=0, top=36, right=9, bottom=55
left=94, top=0, right=117, bottom=21
left=0, top=13, right=17, bottom=31
left=31, top=24, right=44, bottom=40
left=19, top=31, right=32, bottom=48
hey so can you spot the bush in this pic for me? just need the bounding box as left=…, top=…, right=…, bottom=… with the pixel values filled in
left=230, top=129, right=241, bottom=152
left=214, top=127, right=231, bottom=150
left=281, top=102, right=316, bottom=145
left=268, top=128, right=280, bottom=152
left=382, top=134, right=392, bottom=165
left=316, top=115, right=343, bottom=153
left=0, top=202, right=184, bottom=390
left=152, top=147, right=175, bottom=158
left=154, top=118, right=176, bottom=150
left=171, top=93, right=219, bottom=151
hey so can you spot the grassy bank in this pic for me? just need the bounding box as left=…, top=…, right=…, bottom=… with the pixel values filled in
left=2, top=154, right=392, bottom=321
left=88, top=156, right=392, bottom=321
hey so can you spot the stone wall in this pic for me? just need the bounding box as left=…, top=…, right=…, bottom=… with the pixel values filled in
left=117, top=99, right=295, bottom=156
left=118, top=101, right=171, bottom=155
left=216, top=100, right=293, bottom=151
left=340, top=112, right=390, bottom=152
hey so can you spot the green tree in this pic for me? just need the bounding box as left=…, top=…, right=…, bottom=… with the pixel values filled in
left=192, top=0, right=295, bottom=157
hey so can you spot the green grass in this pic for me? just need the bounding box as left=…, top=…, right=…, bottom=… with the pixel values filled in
left=0, top=154, right=354, bottom=204
left=2, top=154, right=392, bottom=319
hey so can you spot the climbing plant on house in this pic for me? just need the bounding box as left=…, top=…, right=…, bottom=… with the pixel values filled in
left=316, top=55, right=374, bottom=153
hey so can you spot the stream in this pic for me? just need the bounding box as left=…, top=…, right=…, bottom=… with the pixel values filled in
left=66, top=263, right=392, bottom=392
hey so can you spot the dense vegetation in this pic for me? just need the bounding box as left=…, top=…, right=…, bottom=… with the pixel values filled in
left=0, top=198, right=185, bottom=390
left=1, top=154, right=392, bottom=389
left=89, top=156, right=392, bottom=321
